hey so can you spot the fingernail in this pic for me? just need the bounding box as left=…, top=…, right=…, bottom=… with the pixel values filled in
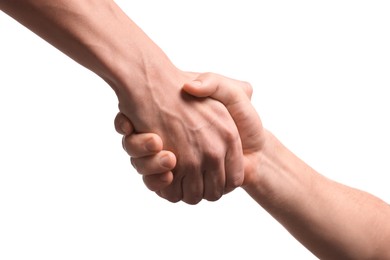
left=120, top=121, right=129, bottom=134
left=145, top=138, right=157, bottom=152
left=160, top=154, right=171, bottom=168
left=191, top=80, right=202, bottom=87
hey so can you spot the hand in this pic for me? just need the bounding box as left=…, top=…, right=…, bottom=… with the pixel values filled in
left=182, top=73, right=265, bottom=187
left=117, top=73, right=266, bottom=193
left=115, top=70, right=244, bottom=204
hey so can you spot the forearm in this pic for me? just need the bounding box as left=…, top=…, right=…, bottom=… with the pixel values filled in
left=0, top=0, right=174, bottom=99
left=244, top=130, right=390, bottom=259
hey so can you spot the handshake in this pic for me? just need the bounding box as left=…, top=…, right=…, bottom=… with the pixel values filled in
left=114, top=72, right=390, bottom=259
left=115, top=72, right=264, bottom=204
left=2, top=1, right=389, bottom=257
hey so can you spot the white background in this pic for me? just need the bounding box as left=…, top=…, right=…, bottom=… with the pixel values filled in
left=1, top=1, right=390, bottom=259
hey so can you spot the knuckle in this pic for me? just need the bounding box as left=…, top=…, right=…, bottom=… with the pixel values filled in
left=205, top=190, right=223, bottom=202
left=227, top=174, right=244, bottom=190
left=184, top=195, right=202, bottom=205
left=183, top=181, right=203, bottom=205
left=205, top=149, right=221, bottom=162
left=241, top=81, right=253, bottom=97
left=244, top=82, right=253, bottom=96
left=202, top=72, right=215, bottom=79
left=223, top=128, right=239, bottom=143
left=166, top=195, right=181, bottom=203
left=159, top=183, right=183, bottom=203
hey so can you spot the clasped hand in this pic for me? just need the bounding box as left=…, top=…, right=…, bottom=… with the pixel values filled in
left=115, top=73, right=266, bottom=203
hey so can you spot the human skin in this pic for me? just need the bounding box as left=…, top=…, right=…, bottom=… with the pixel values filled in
left=116, top=73, right=390, bottom=259
left=0, top=0, right=244, bottom=204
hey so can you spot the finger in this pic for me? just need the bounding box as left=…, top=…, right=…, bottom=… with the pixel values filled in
left=158, top=176, right=183, bottom=203
left=131, top=151, right=176, bottom=175
left=202, top=159, right=225, bottom=202
left=114, top=112, right=134, bottom=135
left=143, top=172, right=173, bottom=192
left=155, top=190, right=164, bottom=199
left=123, top=132, right=163, bottom=158
left=240, top=81, right=253, bottom=100
left=157, top=160, right=190, bottom=203
left=183, top=73, right=250, bottom=107
left=181, top=170, right=203, bottom=205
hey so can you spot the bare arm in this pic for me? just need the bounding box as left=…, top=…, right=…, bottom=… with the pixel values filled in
left=245, top=130, right=390, bottom=259
left=119, top=73, right=390, bottom=259
left=0, top=1, right=244, bottom=204
left=0, top=0, right=156, bottom=95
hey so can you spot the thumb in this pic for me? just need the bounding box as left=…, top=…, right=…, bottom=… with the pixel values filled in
left=183, top=73, right=249, bottom=108
left=114, top=112, right=134, bottom=135
left=182, top=80, right=217, bottom=98
left=183, top=73, right=250, bottom=109
left=183, top=73, right=263, bottom=152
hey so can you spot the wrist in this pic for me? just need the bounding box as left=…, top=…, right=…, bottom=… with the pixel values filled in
left=242, top=130, right=273, bottom=194
left=111, top=50, right=180, bottom=104
left=243, top=130, right=330, bottom=235
left=104, top=34, right=183, bottom=112
left=243, top=130, right=313, bottom=208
